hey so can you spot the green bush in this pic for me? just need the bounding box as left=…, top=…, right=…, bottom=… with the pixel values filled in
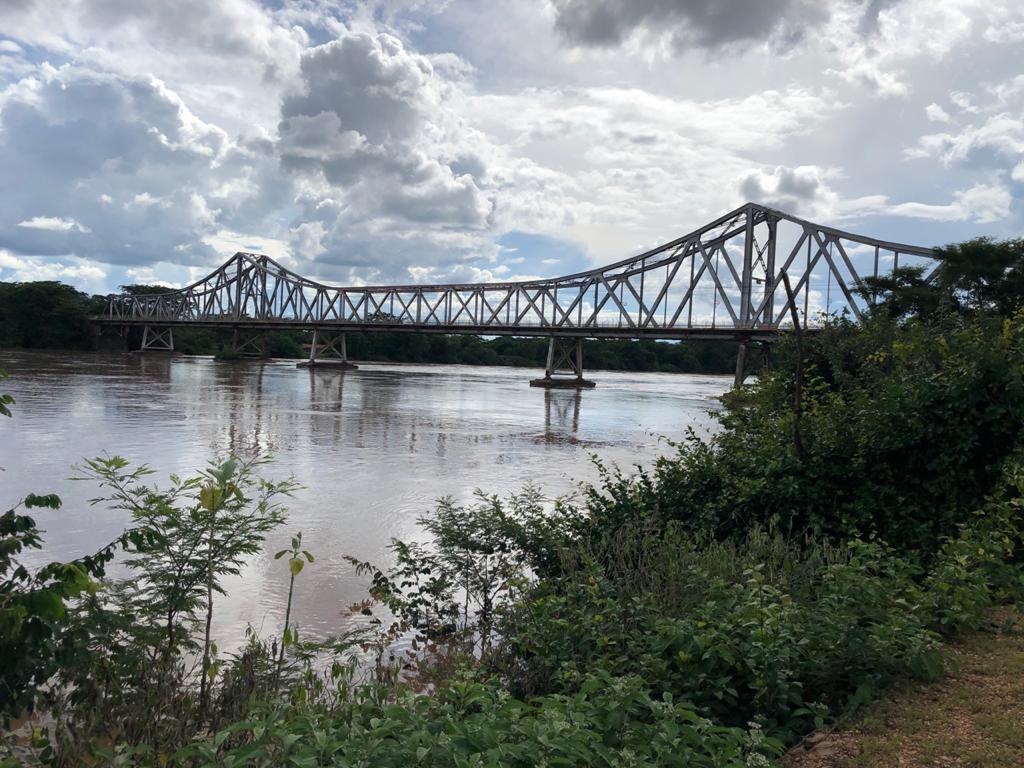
left=140, top=674, right=773, bottom=768
left=491, top=478, right=1024, bottom=744
left=584, top=313, right=1024, bottom=553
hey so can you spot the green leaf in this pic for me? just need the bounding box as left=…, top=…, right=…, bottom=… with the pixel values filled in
left=289, top=558, right=305, bottom=577
left=24, top=494, right=62, bottom=510
left=199, top=484, right=221, bottom=512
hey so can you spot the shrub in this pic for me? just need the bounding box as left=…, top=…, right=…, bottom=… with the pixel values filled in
left=583, top=312, right=1024, bottom=553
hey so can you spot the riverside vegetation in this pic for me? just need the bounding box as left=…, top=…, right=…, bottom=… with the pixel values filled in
left=2, top=236, right=1024, bottom=766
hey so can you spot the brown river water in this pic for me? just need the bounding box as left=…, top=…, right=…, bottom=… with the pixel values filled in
left=0, top=350, right=729, bottom=647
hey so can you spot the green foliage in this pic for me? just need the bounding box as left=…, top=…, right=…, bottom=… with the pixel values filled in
left=4, top=457, right=295, bottom=761
left=0, top=282, right=103, bottom=350
left=273, top=532, right=314, bottom=690
left=0, top=373, right=124, bottom=724
left=583, top=312, right=1024, bottom=553
left=348, top=488, right=580, bottom=662
left=933, top=237, right=1024, bottom=317
left=861, top=237, right=1024, bottom=322
left=149, top=673, right=774, bottom=768
left=489, top=482, right=1024, bottom=744
left=0, top=496, right=115, bottom=722
left=343, top=332, right=741, bottom=374
left=0, top=370, right=13, bottom=419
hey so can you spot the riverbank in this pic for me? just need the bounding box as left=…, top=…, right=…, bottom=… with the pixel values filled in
left=784, top=608, right=1024, bottom=767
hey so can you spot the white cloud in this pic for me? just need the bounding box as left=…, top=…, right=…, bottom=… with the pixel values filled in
left=925, top=103, right=950, bottom=123
left=0, top=63, right=281, bottom=272
left=825, top=0, right=1018, bottom=97
left=17, top=216, right=91, bottom=233
left=905, top=76, right=1024, bottom=186
left=984, top=20, right=1024, bottom=42
left=888, top=182, right=1012, bottom=224
left=0, top=249, right=108, bottom=284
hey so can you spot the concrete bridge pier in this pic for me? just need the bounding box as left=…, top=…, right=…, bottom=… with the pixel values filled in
left=139, top=325, right=174, bottom=353
left=297, top=330, right=358, bottom=369
left=530, top=337, right=596, bottom=389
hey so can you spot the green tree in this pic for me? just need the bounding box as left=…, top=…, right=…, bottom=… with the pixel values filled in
left=933, top=237, right=1024, bottom=316
left=862, top=238, right=1024, bottom=321
left=77, top=456, right=296, bottom=718
left=0, top=282, right=100, bottom=349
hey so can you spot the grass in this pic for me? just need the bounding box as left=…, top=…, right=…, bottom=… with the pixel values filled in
left=783, top=608, right=1024, bottom=767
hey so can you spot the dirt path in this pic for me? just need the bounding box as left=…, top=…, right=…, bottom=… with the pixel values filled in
left=783, top=610, right=1024, bottom=768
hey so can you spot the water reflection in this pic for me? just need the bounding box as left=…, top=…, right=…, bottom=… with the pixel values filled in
left=0, top=351, right=729, bottom=646
left=543, top=389, right=582, bottom=444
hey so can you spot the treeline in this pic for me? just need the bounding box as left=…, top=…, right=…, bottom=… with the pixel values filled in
left=0, top=280, right=740, bottom=374
left=0, top=282, right=105, bottom=350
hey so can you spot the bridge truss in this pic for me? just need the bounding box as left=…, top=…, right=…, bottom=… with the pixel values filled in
left=99, top=203, right=937, bottom=384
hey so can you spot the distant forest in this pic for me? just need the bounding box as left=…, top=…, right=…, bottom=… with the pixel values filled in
left=0, top=280, right=741, bottom=374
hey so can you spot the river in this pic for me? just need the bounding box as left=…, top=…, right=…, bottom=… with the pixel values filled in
left=0, top=350, right=729, bottom=646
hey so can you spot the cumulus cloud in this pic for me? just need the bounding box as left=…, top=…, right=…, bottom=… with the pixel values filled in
left=738, top=165, right=1012, bottom=225
left=925, top=103, right=951, bottom=123
left=275, top=30, right=499, bottom=280
left=826, top=0, right=1019, bottom=97
left=0, top=64, right=280, bottom=270
left=905, top=76, right=1024, bottom=190
left=0, top=0, right=307, bottom=131
left=738, top=166, right=840, bottom=217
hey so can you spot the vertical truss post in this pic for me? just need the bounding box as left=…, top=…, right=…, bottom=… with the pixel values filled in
left=530, top=337, right=596, bottom=388
left=739, top=206, right=755, bottom=329
left=235, top=256, right=242, bottom=319
left=297, top=330, right=358, bottom=369
left=139, top=325, right=174, bottom=353
left=763, top=216, right=777, bottom=327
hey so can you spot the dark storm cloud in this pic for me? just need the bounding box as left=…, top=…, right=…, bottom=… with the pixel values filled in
left=551, top=0, right=846, bottom=52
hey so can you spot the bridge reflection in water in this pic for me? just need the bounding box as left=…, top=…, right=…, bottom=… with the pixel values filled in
left=97, top=203, right=937, bottom=387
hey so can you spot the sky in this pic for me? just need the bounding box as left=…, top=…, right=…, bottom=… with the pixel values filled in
left=0, top=0, right=1022, bottom=295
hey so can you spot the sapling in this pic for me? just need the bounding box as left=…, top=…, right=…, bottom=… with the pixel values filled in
left=78, top=455, right=296, bottom=720
left=274, top=531, right=314, bottom=693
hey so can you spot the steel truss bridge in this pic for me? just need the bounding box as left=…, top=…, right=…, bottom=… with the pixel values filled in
left=98, top=203, right=937, bottom=386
